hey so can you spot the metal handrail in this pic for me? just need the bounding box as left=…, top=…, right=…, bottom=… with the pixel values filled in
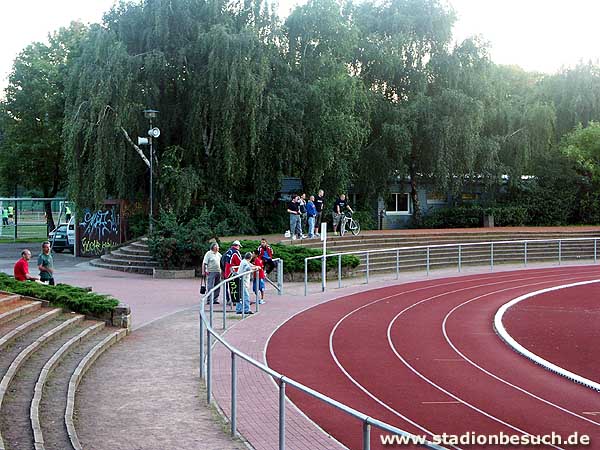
left=199, top=259, right=443, bottom=449
left=304, top=236, right=600, bottom=295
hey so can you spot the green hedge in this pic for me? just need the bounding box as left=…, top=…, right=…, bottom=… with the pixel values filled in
left=0, top=273, right=119, bottom=315
left=421, top=205, right=528, bottom=228
left=220, top=240, right=360, bottom=274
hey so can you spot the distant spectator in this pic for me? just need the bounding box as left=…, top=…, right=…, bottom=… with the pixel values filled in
left=314, top=189, right=324, bottom=236
left=257, top=238, right=275, bottom=274
left=333, top=194, right=353, bottom=236
left=287, top=195, right=302, bottom=240
left=65, top=205, right=72, bottom=221
left=252, top=250, right=266, bottom=303
left=307, top=196, right=317, bottom=238
left=202, top=242, right=222, bottom=305
left=299, top=193, right=307, bottom=237
left=1, top=207, right=8, bottom=226
left=14, top=249, right=39, bottom=282
left=236, top=252, right=257, bottom=315
left=7, top=206, right=14, bottom=224
left=38, top=241, right=55, bottom=285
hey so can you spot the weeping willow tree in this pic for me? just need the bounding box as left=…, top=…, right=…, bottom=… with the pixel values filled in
left=63, top=0, right=276, bottom=214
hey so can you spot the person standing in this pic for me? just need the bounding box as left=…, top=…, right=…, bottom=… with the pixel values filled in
left=287, top=195, right=301, bottom=240
left=202, top=242, right=222, bottom=305
left=14, top=249, right=39, bottom=281
left=252, top=250, right=266, bottom=303
left=306, top=196, right=317, bottom=238
left=236, top=252, right=257, bottom=315
left=315, top=189, right=324, bottom=236
left=38, top=241, right=55, bottom=285
left=299, top=193, right=308, bottom=238
left=257, top=238, right=275, bottom=274
left=1, top=207, right=8, bottom=226
left=333, top=193, right=353, bottom=236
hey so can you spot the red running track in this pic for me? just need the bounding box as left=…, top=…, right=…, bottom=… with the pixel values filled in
left=266, top=266, right=600, bottom=450
left=504, top=283, right=600, bottom=385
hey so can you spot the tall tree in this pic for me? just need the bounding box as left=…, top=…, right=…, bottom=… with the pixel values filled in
left=0, top=22, right=86, bottom=228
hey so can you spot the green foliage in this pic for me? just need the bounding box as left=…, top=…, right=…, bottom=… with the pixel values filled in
left=219, top=240, right=360, bottom=274
left=149, top=208, right=230, bottom=269
left=421, top=205, right=528, bottom=228
left=351, top=211, right=376, bottom=231
left=0, top=273, right=119, bottom=315
left=560, top=122, right=600, bottom=182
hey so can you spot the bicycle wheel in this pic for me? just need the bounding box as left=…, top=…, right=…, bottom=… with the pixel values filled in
left=350, top=219, right=361, bottom=236
left=340, top=219, right=346, bottom=236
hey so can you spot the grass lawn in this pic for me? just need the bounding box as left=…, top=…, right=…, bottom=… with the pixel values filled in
left=0, top=224, right=48, bottom=242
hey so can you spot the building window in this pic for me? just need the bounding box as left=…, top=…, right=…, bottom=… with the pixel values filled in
left=386, top=193, right=411, bottom=214
left=427, top=191, right=447, bottom=204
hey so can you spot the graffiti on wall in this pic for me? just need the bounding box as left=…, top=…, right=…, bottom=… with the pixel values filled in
left=78, top=205, right=121, bottom=257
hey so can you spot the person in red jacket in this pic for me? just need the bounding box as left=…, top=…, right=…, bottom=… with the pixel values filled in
left=13, top=249, right=39, bottom=282
left=257, top=238, right=275, bottom=274
left=252, top=250, right=266, bottom=303
left=224, top=241, right=243, bottom=279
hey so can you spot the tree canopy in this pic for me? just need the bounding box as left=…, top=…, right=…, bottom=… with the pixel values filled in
left=2, top=0, right=600, bottom=230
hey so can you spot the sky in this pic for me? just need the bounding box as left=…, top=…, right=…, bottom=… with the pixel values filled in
left=1, top=0, right=599, bottom=93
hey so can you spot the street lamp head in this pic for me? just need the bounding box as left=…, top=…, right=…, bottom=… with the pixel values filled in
left=143, top=109, right=159, bottom=120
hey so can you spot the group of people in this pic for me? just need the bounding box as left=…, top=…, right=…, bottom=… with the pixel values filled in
left=202, top=238, right=274, bottom=315
left=287, top=191, right=354, bottom=239
left=13, top=241, right=55, bottom=285
left=1, top=206, right=14, bottom=226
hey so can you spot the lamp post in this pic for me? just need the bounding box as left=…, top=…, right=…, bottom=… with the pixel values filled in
left=142, top=109, right=159, bottom=233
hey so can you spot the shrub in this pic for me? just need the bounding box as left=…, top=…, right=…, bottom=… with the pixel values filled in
left=148, top=208, right=223, bottom=269
left=0, top=273, right=119, bottom=315
left=421, top=204, right=528, bottom=228
left=219, top=240, right=360, bottom=274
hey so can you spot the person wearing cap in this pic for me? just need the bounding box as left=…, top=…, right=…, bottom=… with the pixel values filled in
left=14, top=249, right=39, bottom=282
left=224, top=240, right=243, bottom=279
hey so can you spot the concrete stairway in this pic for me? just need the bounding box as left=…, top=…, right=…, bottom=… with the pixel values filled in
left=90, top=239, right=158, bottom=276
left=0, top=293, right=126, bottom=450
left=292, top=229, right=600, bottom=275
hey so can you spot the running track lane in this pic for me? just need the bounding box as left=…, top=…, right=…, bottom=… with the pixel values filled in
left=266, top=267, right=600, bottom=450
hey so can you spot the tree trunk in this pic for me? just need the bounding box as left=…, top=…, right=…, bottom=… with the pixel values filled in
left=44, top=201, right=55, bottom=236
left=409, top=156, right=422, bottom=227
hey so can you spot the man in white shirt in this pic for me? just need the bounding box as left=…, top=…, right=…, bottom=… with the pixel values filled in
left=202, top=242, right=222, bottom=304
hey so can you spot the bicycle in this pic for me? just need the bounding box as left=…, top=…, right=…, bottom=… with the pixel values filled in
left=339, top=212, right=361, bottom=236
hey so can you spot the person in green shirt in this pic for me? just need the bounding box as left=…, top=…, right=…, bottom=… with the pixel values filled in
left=1, top=207, right=7, bottom=225
left=38, top=241, right=55, bottom=285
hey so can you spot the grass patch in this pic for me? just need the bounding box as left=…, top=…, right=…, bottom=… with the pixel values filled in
left=0, top=273, right=119, bottom=315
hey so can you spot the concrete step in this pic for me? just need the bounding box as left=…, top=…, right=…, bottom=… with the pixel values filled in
left=89, top=259, right=154, bottom=275
left=99, top=254, right=159, bottom=267
left=118, top=245, right=151, bottom=257
left=129, top=241, right=149, bottom=250
left=0, top=308, right=62, bottom=352
left=0, top=300, right=42, bottom=327
left=34, top=323, right=114, bottom=450
left=0, top=313, right=84, bottom=449
left=109, top=249, right=156, bottom=262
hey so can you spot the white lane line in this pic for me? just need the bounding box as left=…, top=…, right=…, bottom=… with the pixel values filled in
left=441, top=276, right=600, bottom=427
left=494, top=279, right=600, bottom=392
left=326, top=269, right=595, bottom=449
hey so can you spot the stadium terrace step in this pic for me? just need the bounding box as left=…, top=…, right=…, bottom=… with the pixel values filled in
left=89, top=239, right=158, bottom=275
left=290, top=229, right=600, bottom=275
left=0, top=299, right=126, bottom=450
left=89, top=259, right=154, bottom=275
left=99, top=254, right=159, bottom=268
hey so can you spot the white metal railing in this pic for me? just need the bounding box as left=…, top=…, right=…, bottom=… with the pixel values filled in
left=303, top=237, right=600, bottom=295
left=198, top=260, right=443, bottom=450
